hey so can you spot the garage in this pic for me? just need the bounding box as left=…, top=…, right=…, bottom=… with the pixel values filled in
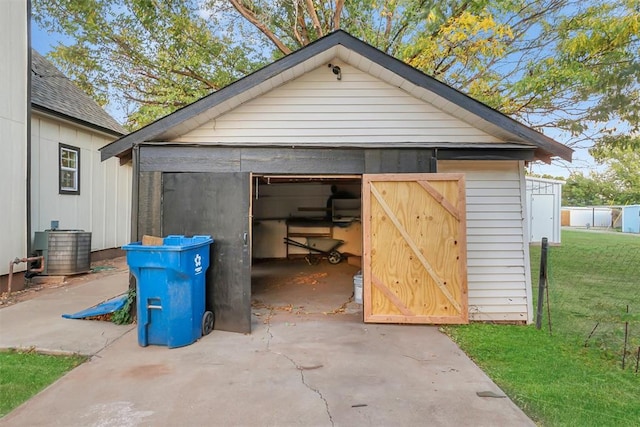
left=101, top=30, right=572, bottom=333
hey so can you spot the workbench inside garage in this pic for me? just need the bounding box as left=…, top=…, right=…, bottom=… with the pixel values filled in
left=252, top=218, right=362, bottom=260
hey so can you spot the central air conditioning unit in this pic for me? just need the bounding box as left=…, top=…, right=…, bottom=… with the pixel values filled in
left=33, top=230, right=92, bottom=275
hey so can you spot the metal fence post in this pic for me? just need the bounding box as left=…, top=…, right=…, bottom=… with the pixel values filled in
left=536, top=237, right=548, bottom=330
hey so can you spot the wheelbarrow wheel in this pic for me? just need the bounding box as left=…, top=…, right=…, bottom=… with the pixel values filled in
left=328, top=250, right=342, bottom=265
left=202, top=311, right=214, bottom=336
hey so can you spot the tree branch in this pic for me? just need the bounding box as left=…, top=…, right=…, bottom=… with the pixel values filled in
left=305, top=0, right=323, bottom=36
left=171, top=68, right=219, bottom=90
left=228, top=0, right=291, bottom=55
left=295, top=2, right=310, bottom=45
left=333, top=0, right=344, bottom=30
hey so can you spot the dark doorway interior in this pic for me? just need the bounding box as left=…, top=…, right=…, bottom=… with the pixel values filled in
left=250, top=175, right=363, bottom=317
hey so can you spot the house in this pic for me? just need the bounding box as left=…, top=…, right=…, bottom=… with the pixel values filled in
left=30, top=50, right=132, bottom=263
left=525, top=176, right=564, bottom=244
left=0, top=0, right=29, bottom=293
left=1, top=33, right=132, bottom=293
left=101, top=30, right=573, bottom=333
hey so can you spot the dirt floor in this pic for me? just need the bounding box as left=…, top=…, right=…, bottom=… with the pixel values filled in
left=0, top=257, right=129, bottom=309
left=251, top=258, right=362, bottom=318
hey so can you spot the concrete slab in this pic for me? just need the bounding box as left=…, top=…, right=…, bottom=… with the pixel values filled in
left=0, top=271, right=134, bottom=355
left=1, top=260, right=534, bottom=426
left=1, top=311, right=533, bottom=426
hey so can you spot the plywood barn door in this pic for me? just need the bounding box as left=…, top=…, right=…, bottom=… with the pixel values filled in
left=362, top=174, right=468, bottom=324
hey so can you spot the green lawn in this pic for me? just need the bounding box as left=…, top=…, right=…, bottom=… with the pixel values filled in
left=446, top=230, right=640, bottom=426
left=0, top=350, right=86, bottom=417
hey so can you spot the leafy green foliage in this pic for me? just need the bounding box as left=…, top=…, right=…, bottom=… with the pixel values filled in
left=111, top=287, right=136, bottom=325
left=563, top=147, right=640, bottom=206
left=33, top=0, right=640, bottom=156
left=562, top=172, right=617, bottom=206
left=34, top=0, right=262, bottom=128
left=0, top=350, right=86, bottom=417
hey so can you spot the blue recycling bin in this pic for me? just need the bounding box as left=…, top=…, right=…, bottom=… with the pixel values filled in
left=122, top=235, right=214, bottom=348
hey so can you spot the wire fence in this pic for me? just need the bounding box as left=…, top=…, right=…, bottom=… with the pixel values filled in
left=534, top=237, right=640, bottom=372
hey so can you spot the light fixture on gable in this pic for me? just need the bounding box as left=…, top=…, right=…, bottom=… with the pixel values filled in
left=327, top=63, right=341, bottom=80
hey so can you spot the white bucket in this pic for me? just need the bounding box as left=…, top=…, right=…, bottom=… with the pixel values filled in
left=353, top=271, right=363, bottom=304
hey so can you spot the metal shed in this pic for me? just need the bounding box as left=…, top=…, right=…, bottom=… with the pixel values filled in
left=101, top=31, right=572, bottom=333
left=525, top=177, right=564, bottom=244
left=621, top=205, right=640, bottom=234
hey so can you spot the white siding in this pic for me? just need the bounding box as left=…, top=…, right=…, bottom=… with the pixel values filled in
left=176, top=61, right=503, bottom=145
left=0, top=0, right=27, bottom=275
left=31, top=113, right=132, bottom=252
left=440, top=160, right=532, bottom=323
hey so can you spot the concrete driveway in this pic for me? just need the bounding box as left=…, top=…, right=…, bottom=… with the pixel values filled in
left=0, top=270, right=534, bottom=426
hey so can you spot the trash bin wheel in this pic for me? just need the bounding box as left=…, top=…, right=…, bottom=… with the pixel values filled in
left=202, top=311, right=214, bottom=336
left=328, top=251, right=342, bottom=265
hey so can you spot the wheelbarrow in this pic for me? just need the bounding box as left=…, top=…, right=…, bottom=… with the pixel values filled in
left=283, top=237, right=345, bottom=265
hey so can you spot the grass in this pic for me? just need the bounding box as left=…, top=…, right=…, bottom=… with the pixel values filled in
left=445, top=230, right=640, bottom=426
left=0, top=350, right=86, bottom=417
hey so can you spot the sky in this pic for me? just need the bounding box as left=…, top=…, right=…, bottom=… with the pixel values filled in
left=30, top=19, right=598, bottom=179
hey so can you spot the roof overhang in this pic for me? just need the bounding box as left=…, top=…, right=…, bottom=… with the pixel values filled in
left=32, top=104, right=125, bottom=139
left=100, top=30, right=573, bottom=163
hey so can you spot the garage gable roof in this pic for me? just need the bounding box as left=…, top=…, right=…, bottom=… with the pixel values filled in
left=100, top=30, right=572, bottom=162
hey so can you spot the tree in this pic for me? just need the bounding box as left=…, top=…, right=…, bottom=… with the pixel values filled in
left=596, top=146, right=640, bottom=205
left=33, top=0, right=640, bottom=151
left=34, top=0, right=263, bottom=128
left=562, top=172, right=616, bottom=206
left=562, top=146, right=640, bottom=206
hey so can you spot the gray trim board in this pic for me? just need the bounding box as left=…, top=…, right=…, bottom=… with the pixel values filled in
left=100, top=30, right=572, bottom=162
left=135, top=141, right=536, bottom=149
left=138, top=146, right=443, bottom=174
left=241, top=148, right=364, bottom=174
left=437, top=148, right=535, bottom=161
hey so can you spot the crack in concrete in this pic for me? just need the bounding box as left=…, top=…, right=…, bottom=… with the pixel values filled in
left=264, top=308, right=274, bottom=351
left=277, top=351, right=334, bottom=427
left=324, top=295, right=354, bottom=315
left=262, top=313, right=334, bottom=426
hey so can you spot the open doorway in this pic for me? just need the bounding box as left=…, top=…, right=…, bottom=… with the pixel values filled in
left=250, top=175, right=363, bottom=316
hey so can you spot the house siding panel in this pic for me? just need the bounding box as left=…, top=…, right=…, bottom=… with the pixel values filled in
left=31, top=114, right=131, bottom=252
left=439, top=160, right=531, bottom=323
left=0, top=2, right=27, bottom=276
left=175, top=63, right=502, bottom=146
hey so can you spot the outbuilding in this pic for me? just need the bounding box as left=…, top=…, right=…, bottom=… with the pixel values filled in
left=561, top=206, right=613, bottom=228
left=525, top=176, right=564, bottom=245
left=101, top=31, right=572, bottom=333
left=621, top=205, right=640, bottom=234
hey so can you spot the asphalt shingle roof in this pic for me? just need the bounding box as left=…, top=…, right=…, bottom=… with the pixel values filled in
left=31, top=49, right=127, bottom=135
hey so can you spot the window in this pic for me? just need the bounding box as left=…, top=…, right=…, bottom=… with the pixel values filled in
left=59, top=144, right=80, bottom=194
